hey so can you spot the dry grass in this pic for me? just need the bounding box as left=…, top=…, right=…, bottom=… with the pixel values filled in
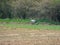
left=0, top=26, right=60, bottom=45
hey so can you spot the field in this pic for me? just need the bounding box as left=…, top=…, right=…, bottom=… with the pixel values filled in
left=0, top=19, right=60, bottom=45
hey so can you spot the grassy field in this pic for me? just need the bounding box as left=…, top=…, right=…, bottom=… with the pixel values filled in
left=0, top=19, right=60, bottom=45
left=0, top=19, right=60, bottom=30
left=0, top=23, right=60, bottom=30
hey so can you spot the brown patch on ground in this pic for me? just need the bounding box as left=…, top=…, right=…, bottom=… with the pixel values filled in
left=0, top=26, right=60, bottom=45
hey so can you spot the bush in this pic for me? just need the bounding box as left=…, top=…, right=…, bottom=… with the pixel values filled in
left=0, top=0, right=60, bottom=23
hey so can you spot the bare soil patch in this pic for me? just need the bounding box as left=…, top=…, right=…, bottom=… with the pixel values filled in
left=0, top=26, right=60, bottom=45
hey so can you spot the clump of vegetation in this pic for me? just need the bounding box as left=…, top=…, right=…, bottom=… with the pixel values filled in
left=0, top=0, right=60, bottom=24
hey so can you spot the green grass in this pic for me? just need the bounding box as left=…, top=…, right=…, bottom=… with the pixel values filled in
left=0, top=19, right=60, bottom=30
left=0, top=18, right=30, bottom=23
left=0, top=22, right=60, bottom=30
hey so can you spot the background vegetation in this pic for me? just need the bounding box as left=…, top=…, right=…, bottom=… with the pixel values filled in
left=0, top=0, right=60, bottom=23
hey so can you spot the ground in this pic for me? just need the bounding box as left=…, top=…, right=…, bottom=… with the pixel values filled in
left=0, top=26, right=60, bottom=45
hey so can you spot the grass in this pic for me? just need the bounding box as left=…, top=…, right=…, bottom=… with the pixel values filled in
left=0, top=19, right=60, bottom=30
left=1, top=23, right=60, bottom=30
left=0, top=18, right=30, bottom=23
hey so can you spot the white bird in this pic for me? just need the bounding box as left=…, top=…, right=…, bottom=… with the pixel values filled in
left=31, top=19, right=36, bottom=24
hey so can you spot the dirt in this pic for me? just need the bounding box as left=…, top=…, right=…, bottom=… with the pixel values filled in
left=0, top=26, right=60, bottom=45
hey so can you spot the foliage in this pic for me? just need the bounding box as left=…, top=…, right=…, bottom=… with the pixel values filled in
left=0, top=0, right=60, bottom=22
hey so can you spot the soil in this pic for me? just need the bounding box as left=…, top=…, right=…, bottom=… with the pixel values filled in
left=0, top=26, right=60, bottom=45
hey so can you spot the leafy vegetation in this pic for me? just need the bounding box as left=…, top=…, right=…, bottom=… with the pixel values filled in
left=0, top=0, right=60, bottom=24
